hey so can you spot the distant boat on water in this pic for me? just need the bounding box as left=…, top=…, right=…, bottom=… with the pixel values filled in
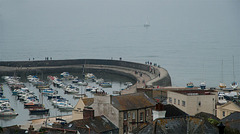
left=230, top=56, right=238, bottom=89
left=144, top=17, right=150, bottom=28
left=144, top=22, right=150, bottom=27
left=219, top=60, right=226, bottom=89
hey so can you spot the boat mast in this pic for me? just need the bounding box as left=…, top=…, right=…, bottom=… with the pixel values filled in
left=233, top=56, right=235, bottom=82
left=221, top=59, right=224, bottom=83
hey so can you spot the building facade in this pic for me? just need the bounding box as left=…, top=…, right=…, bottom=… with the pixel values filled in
left=217, top=101, right=240, bottom=119
left=91, top=93, right=156, bottom=134
left=167, top=90, right=217, bottom=116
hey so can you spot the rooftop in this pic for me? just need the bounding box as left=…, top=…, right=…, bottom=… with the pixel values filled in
left=170, top=90, right=216, bottom=96
left=82, top=98, right=94, bottom=107
left=134, top=116, right=218, bottom=134
left=112, top=92, right=157, bottom=111
left=64, top=115, right=118, bottom=133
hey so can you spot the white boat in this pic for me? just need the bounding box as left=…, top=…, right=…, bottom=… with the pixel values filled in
left=225, top=91, right=238, bottom=99
left=86, top=86, right=93, bottom=91
left=231, top=56, right=238, bottom=89
left=60, top=72, right=70, bottom=78
left=85, top=73, right=96, bottom=79
left=0, top=108, right=18, bottom=117
left=200, top=82, right=206, bottom=89
left=65, top=88, right=79, bottom=94
left=100, top=82, right=112, bottom=88
left=231, top=81, right=238, bottom=89
left=144, top=17, right=150, bottom=27
left=96, top=78, right=104, bottom=84
left=124, top=82, right=133, bottom=87
left=91, top=88, right=104, bottom=93
left=58, top=103, right=74, bottom=110
left=218, top=95, right=227, bottom=104
left=73, top=94, right=87, bottom=99
left=77, top=81, right=88, bottom=86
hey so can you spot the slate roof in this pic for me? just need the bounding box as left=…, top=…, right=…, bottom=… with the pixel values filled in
left=195, top=112, right=220, bottom=121
left=134, top=116, right=218, bottom=134
left=111, top=92, right=157, bottom=111
left=82, top=98, right=94, bottom=106
left=1, top=125, right=26, bottom=134
left=221, top=112, right=240, bottom=132
left=222, top=112, right=240, bottom=122
left=163, top=104, right=188, bottom=117
left=63, top=115, right=118, bottom=133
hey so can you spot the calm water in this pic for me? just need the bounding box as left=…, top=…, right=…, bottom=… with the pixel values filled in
left=0, top=72, right=133, bottom=127
left=0, top=0, right=240, bottom=87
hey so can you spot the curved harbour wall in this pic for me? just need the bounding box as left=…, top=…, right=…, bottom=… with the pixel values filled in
left=0, top=59, right=171, bottom=87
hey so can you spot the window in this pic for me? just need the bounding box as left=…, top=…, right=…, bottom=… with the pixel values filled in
left=128, top=112, right=131, bottom=118
left=169, top=97, right=172, bottom=103
left=182, top=101, right=185, bottom=107
left=140, top=112, right=144, bottom=121
left=124, top=112, right=127, bottom=120
left=199, top=101, right=201, bottom=106
left=132, top=112, right=135, bottom=119
left=223, top=111, right=225, bottom=117
left=147, top=109, right=149, bottom=116
left=178, top=100, right=180, bottom=105
left=174, top=98, right=176, bottom=104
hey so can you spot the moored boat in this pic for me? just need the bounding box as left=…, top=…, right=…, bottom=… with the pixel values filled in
left=200, top=82, right=206, bottom=89
left=29, top=107, right=49, bottom=115
left=99, top=82, right=112, bottom=88
left=219, top=83, right=227, bottom=89
left=231, top=81, right=238, bottom=89
left=24, top=102, right=43, bottom=108
left=73, top=94, right=87, bottom=99
left=0, top=108, right=18, bottom=117
left=186, top=82, right=194, bottom=88
left=77, top=81, right=88, bottom=86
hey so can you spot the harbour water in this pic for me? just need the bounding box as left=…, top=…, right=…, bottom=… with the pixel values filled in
left=0, top=72, right=134, bottom=127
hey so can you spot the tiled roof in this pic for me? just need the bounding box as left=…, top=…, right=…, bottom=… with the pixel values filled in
left=134, top=116, right=218, bottom=134
left=112, top=92, right=157, bottom=111
left=195, top=112, right=220, bottom=121
left=222, top=112, right=240, bottom=122
left=64, top=115, right=118, bottom=133
left=82, top=98, right=94, bottom=106
left=164, top=104, right=188, bottom=117
left=2, top=125, right=26, bottom=134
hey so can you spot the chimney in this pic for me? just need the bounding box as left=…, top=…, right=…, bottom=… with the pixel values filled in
left=110, top=95, right=113, bottom=104
left=83, top=107, right=94, bottom=119
left=217, top=122, right=225, bottom=134
left=155, top=103, right=164, bottom=111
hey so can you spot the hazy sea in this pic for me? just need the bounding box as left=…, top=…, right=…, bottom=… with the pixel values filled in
left=0, top=0, right=240, bottom=88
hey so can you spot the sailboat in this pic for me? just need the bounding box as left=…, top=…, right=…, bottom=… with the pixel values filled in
left=230, top=56, right=238, bottom=89
left=219, top=60, right=226, bottom=89
left=29, top=93, right=49, bottom=115
left=144, top=17, right=150, bottom=27
left=200, top=64, right=206, bottom=89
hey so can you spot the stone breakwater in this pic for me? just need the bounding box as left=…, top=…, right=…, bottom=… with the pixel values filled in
left=0, top=59, right=171, bottom=93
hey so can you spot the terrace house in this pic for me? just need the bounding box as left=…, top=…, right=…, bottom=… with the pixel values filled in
left=91, top=92, right=157, bottom=134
